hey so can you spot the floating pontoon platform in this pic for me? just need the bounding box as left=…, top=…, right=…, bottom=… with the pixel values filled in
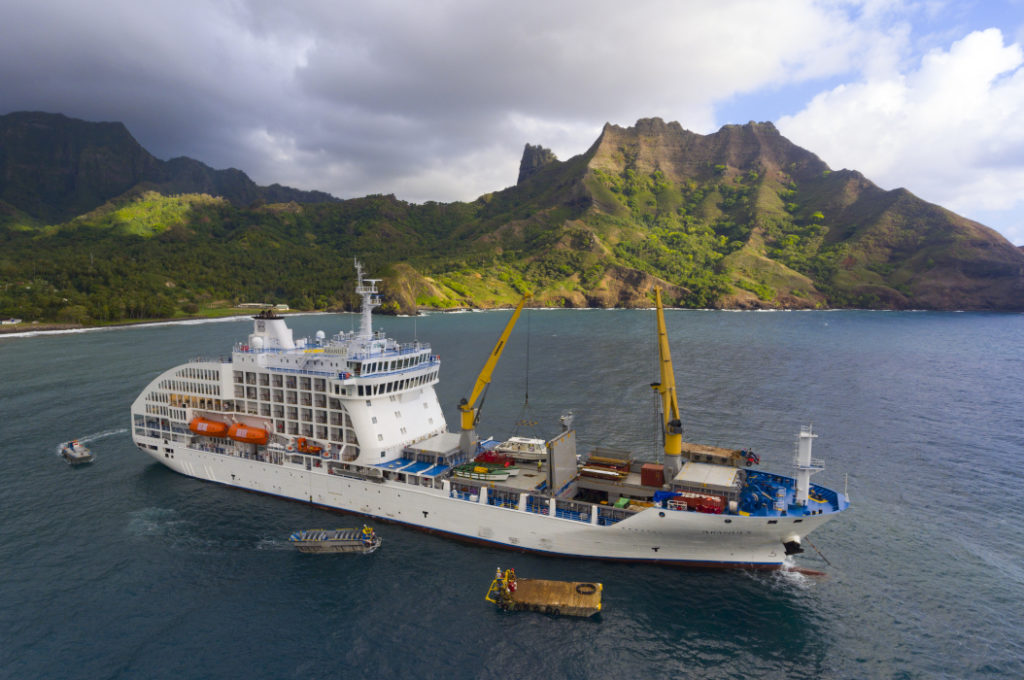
left=486, top=567, right=602, bottom=617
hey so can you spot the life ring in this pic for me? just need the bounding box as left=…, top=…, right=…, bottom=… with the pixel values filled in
left=575, top=583, right=597, bottom=595
left=286, top=444, right=294, bottom=452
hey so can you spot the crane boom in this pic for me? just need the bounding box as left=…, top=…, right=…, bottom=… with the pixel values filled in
left=651, top=289, right=683, bottom=478
left=458, top=294, right=531, bottom=453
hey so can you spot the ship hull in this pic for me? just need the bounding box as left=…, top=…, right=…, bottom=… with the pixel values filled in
left=138, top=439, right=835, bottom=568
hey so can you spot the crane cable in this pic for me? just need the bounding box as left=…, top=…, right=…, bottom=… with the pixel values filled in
left=512, top=309, right=536, bottom=437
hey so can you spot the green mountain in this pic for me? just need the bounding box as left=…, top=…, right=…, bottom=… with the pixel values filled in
left=475, top=117, right=1024, bottom=310
left=1, top=114, right=1022, bottom=325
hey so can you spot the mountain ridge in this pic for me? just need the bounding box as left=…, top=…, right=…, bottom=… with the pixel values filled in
left=1, top=112, right=1022, bottom=323
left=0, top=111, right=336, bottom=225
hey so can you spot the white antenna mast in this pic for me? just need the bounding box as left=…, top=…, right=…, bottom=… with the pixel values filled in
left=354, top=259, right=381, bottom=340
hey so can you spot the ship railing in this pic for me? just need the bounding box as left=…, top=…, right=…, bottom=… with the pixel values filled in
left=264, top=365, right=340, bottom=378
left=486, top=490, right=519, bottom=510
left=797, top=458, right=826, bottom=470
left=346, top=343, right=432, bottom=362
left=524, top=493, right=549, bottom=515
left=450, top=482, right=479, bottom=502
left=596, top=506, right=632, bottom=526
left=357, top=360, right=440, bottom=379
left=554, top=499, right=592, bottom=523
left=351, top=358, right=440, bottom=380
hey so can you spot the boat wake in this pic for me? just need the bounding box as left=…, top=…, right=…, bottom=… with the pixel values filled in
left=255, top=537, right=292, bottom=551
left=127, top=507, right=192, bottom=540
left=737, top=557, right=825, bottom=591
left=773, top=557, right=828, bottom=588
left=76, top=428, right=128, bottom=444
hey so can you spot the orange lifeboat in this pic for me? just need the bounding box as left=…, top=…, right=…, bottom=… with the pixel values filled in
left=227, top=423, right=269, bottom=445
left=189, top=417, right=229, bottom=438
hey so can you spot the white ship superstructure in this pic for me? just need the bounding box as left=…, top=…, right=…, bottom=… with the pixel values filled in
left=131, top=262, right=849, bottom=568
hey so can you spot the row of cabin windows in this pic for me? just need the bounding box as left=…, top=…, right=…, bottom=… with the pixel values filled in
left=179, top=367, right=219, bottom=382
left=235, top=372, right=327, bottom=392
left=233, top=386, right=331, bottom=407
left=357, top=371, right=437, bottom=397
left=233, top=401, right=353, bottom=427
left=160, top=379, right=218, bottom=395
left=169, top=394, right=227, bottom=411
left=350, top=353, right=428, bottom=376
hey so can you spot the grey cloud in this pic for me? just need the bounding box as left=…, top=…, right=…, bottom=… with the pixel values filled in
left=0, top=0, right=879, bottom=202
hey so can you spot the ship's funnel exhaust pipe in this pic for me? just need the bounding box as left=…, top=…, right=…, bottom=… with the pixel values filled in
left=783, top=535, right=804, bottom=556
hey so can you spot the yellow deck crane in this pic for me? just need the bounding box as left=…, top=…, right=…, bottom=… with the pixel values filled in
left=458, top=294, right=531, bottom=455
left=650, top=289, right=684, bottom=479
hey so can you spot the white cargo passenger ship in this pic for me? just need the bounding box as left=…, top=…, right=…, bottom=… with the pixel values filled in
left=131, top=262, right=849, bottom=568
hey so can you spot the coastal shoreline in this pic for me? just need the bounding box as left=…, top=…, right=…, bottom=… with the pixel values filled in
left=0, top=315, right=258, bottom=338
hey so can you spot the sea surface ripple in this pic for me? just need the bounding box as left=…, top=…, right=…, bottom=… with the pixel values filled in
left=1, top=310, right=1022, bottom=679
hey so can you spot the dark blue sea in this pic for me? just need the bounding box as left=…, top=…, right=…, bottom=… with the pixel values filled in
left=2, top=309, right=1022, bottom=679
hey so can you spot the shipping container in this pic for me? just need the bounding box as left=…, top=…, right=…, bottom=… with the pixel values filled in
left=641, top=463, right=665, bottom=487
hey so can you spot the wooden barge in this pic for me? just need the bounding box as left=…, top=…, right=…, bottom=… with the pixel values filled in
left=486, top=567, right=602, bottom=617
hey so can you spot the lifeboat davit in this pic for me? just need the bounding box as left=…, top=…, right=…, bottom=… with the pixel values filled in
left=189, top=417, right=229, bottom=438
left=227, top=423, right=269, bottom=445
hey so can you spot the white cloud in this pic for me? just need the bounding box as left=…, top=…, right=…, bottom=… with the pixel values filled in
left=778, top=28, right=1024, bottom=244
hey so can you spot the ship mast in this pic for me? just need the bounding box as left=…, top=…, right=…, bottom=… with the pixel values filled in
left=794, top=425, right=823, bottom=506
left=651, top=289, right=684, bottom=479
left=354, top=259, right=381, bottom=340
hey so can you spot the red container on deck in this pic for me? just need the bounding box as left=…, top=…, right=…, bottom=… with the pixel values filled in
left=641, top=463, right=665, bottom=487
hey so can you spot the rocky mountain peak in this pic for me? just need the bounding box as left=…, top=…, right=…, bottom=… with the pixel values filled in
left=517, top=143, right=558, bottom=184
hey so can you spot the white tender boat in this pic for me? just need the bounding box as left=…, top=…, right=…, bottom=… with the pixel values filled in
left=61, top=440, right=93, bottom=465
left=494, top=436, right=547, bottom=461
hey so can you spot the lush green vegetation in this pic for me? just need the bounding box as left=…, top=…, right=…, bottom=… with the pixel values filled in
left=5, top=116, right=1020, bottom=323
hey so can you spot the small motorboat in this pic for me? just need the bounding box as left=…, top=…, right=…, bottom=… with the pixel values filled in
left=61, top=440, right=94, bottom=465
left=493, top=436, right=547, bottom=461
left=289, top=525, right=381, bottom=554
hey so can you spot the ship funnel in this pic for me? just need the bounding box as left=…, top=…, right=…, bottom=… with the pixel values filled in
left=249, top=309, right=295, bottom=350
